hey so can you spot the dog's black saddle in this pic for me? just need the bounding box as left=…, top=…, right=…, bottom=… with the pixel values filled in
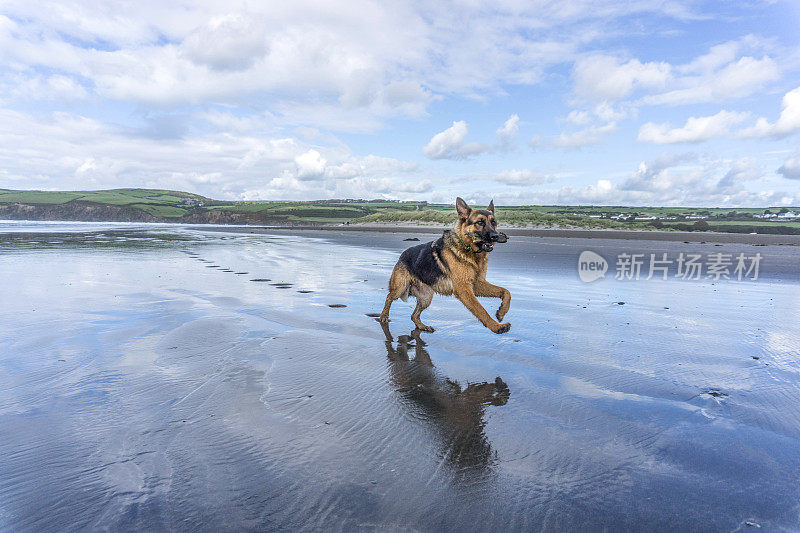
left=398, top=232, right=448, bottom=286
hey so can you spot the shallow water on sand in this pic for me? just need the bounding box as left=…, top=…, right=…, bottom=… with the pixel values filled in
left=2, top=222, right=800, bottom=531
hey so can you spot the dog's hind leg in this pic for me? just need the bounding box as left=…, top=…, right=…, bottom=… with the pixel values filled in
left=380, top=264, right=412, bottom=323
left=410, top=281, right=435, bottom=332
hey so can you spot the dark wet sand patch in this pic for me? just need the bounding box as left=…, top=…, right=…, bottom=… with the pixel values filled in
left=234, top=272, right=249, bottom=275
left=297, top=290, right=314, bottom=293
left=250, top=278, right=271, bottom=282
left=270, top=283, right=292, bottom=287
left=206, top=265, right=220, bottom=268
left=365, top=313, right=380, bottom=317
left=328, top=304, right=347, bottom=308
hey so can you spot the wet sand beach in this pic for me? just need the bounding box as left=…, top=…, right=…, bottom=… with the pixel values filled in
left=2, top=221, right=800, bottom=531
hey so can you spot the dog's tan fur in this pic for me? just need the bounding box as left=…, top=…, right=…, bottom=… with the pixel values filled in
left=379, top=198, right=511, bottom=334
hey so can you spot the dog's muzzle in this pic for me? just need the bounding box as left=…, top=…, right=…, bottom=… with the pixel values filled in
left=470, top=231, right=508, bottom=252
left=492, top=232, right=508, bottom=243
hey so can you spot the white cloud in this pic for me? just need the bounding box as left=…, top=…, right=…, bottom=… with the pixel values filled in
left=593, top=102, right=628, bottom=123
left=395, top=179, right=433, bottom=193
left=492, top=169, right=549, bottom=186
left=778, top=151, right=800, bottom=180
left=573, top=55, right=671, bottom=101
left=572, top=37, right=781, bottom=108
left=717, top=157, right=760, bottom=190
left=0, top=2, right=797, bottom=204
left=553, top=122, right=617, bottom=147
left=2, top=73, right=87, bottom=101
left=424, top=115, right=524, bottom=158
left=496, top=114, right=520, bottom=149
left=322, top=155, right=418, bottom=180
left=181, top=14, right=269, bottom=72
left=295, top=150, right=327, bottom=180
left=554, top=103, right=628, bottom=147
left=486, top=155, right=790, bottom=207
left=678, top=40, right=743, bottom=74
left=565, top=110, right=591, bottom=125
left=422, top=121, right=490, bottom=160
left=644, top=56, right=779, bottom=106
left=609, top=153, right=781, bottom=206
left=740, top=86, right=800, bottom=139
left=638, top=110, right=749, bottom=144
left=618, top=153, right=698, bottom=192
left=0, top=0, right=731, bottom=129
left=0, top=108, right=420, bottom=199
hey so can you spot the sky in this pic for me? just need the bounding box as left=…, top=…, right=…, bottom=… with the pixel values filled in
left=1, top=1, right=800, bottom=207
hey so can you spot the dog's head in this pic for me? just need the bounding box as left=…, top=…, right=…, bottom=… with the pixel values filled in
left=456, top=197, right=504, bottom=252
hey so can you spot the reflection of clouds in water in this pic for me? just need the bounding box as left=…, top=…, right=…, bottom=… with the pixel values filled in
left=225, top=234, right=397, bottom=295
left=561, top=375, right=650, bottom=403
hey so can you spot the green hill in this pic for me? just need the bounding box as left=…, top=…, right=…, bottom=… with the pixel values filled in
left=1, top=187, right=799, bottom=234
left=0, top=187, right=426, bottom=224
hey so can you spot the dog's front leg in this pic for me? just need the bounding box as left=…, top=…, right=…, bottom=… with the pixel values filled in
left=473, top=280, right=511, bottom=322
left=453, top=285, right=510, bottom=334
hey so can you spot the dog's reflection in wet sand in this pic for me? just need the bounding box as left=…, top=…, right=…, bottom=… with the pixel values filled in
left=379, top=322, right=510, bottom=469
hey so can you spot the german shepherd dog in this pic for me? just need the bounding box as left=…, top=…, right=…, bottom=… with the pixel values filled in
left=379, top=197, right=511, bottom=334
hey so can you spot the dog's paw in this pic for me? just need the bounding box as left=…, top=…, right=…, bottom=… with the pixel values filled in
left=416, top=324, right=435, bottom=333
left=378, top=315, right=389, bottom=323
left=491, top=322, right=511, bottom=334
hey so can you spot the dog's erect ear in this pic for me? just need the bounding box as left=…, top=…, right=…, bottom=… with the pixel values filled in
left=455, top=197, right=471, bottom=220
left=487, top=199, right=494, bottom=213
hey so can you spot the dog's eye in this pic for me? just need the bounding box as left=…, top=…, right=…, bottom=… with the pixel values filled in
left=477, top=220, right=485, bottom=227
